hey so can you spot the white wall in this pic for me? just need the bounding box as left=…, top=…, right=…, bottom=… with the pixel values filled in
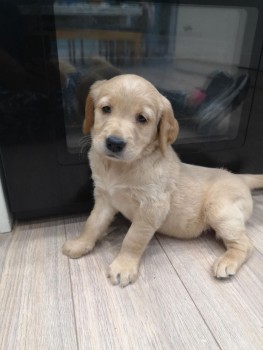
left=0, top=171, right=12, bottom=233
left=175, top=6, right=247, bottom=66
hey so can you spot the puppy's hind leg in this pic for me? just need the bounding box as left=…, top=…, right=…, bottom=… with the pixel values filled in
left=213, top=229, right=253, bottom=278
left=206, top=197, right=253, bottom=279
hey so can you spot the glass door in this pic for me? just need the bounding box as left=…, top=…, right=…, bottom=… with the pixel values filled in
left=53, top=1, right=260, bottom=157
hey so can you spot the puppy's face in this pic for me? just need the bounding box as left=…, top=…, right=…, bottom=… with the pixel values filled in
left=83, top=74, right=179, bottom=162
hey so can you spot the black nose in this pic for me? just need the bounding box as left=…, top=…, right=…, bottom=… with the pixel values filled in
left=106, top=135, right=126, bottom=153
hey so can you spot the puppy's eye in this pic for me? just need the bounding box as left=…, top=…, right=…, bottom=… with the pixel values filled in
left=136, top=114, right=147, bottom=124
left=102, top=106, right=111, bottom=114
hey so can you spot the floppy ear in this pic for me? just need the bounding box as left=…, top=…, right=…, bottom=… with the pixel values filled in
left=83, top=93, right=94, bottom=134
left=82, top=80, right=106, bottom=134
left=159, top=96, right=179, bottom=154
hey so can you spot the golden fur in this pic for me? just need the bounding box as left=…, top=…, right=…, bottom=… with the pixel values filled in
left=63, top=74, right=263, bottom=287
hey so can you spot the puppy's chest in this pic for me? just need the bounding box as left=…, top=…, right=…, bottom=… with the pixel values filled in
left=93, top=167, right=139, bottom=218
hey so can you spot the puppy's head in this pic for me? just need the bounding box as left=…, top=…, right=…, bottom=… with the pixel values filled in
left=83, top=74, right=179, bottom=162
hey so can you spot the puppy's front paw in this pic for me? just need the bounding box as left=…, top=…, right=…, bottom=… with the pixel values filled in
left=213, top=255, right=239, bottom=279
left=107, top=257, right=138, bottom=287
left=62, top=238, right=94, bottom=259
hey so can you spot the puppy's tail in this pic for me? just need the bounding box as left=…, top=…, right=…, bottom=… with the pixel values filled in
left=238, top=174, right=263, bottom=190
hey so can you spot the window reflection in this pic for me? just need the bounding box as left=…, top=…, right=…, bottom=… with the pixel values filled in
left=54, top=1, right=255, bottom=153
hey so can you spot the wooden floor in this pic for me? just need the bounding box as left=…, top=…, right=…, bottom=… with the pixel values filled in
left=0, top=194, right=263, bottom=350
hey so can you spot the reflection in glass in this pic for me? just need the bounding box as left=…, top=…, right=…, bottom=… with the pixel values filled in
left=54, top=1, right=256, bottom=154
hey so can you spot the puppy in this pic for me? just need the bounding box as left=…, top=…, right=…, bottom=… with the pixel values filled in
left=63, top=74, right=263, bottom=287
left=77, top=56, right=121, bottom=117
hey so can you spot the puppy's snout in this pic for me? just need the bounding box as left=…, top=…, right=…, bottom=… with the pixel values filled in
left=106, top=135, right=126, bottom=153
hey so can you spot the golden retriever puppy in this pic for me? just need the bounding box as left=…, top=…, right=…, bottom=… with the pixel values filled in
left=62, top=74, right=263, bottom=287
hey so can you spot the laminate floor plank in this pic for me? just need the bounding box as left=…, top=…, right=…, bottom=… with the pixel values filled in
left=0, top=219, right=78, bottom=350
left=0, top=193, right=262, bottom=350
left=157, top=195, right=263, bottom=350
left=64, top=216, right=220, bottom=350
left=248, top=193, right=263, bottom=253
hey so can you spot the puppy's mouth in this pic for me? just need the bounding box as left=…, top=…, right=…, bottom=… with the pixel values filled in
left=104, top=150, right=138, bottom=163
left=104, top=151, right=124, bottom=161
